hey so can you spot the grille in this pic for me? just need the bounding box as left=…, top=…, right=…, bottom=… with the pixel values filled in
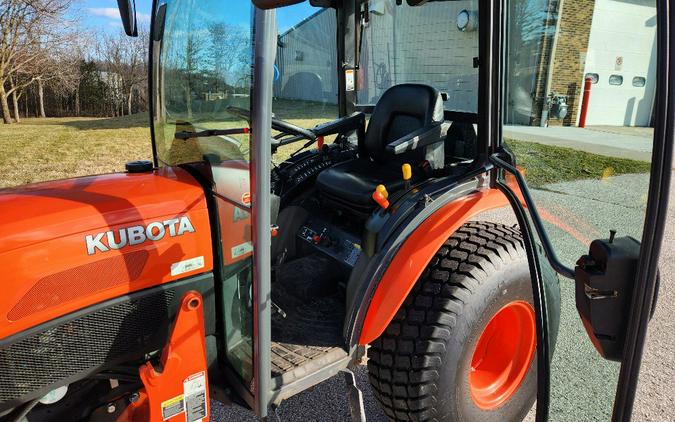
left=8, top=250, right=149, bottom=321
left=0, top=289, right=174, bottom=404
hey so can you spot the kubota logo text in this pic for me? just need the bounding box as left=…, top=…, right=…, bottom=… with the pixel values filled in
left=85, top=216, right=196, bottom=255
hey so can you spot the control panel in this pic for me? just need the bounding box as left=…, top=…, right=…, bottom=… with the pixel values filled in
left=286, top=155, right=333, bottom=184
left=274, top=146, right=357, bottom=194
left=298, top=219, right=362, bottom=268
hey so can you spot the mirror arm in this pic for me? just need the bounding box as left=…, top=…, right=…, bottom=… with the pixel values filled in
left=490, top=153, right=576, bottom=279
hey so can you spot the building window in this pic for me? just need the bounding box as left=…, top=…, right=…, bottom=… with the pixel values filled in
left=585, top=73, right=599, bottom=84
left=632, top=76, right=646, bottom=87
left=609, top=75, right=624, bottom=86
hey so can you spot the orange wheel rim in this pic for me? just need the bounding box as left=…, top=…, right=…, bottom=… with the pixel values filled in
left=469, top=300, right=536, bottom=410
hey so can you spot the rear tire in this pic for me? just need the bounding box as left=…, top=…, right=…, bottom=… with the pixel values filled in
left=368, top=221, right=557, bottom=422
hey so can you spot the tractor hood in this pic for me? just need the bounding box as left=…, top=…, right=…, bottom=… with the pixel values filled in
left=0, top=167, right=214, bottom=338
left=0, top=168, right=206, bottom=255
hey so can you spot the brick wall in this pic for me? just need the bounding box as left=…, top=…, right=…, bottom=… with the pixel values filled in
left=537, top=0, right=596, bottom=126
left=529, top=0, right=560, bottom=126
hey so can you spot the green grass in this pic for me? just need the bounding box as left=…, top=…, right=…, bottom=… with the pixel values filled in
left=506, top=139, right=651, bottom=188
left=0, top=114, right=152, bottom=188
left=0, top=108, right=650, bottom=190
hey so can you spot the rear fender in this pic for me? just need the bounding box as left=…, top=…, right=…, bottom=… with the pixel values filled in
left=358, top=188, right=509, bottom=345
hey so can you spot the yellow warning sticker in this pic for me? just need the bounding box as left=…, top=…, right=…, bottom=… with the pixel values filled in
left=161, top=394, right=185, bottom=420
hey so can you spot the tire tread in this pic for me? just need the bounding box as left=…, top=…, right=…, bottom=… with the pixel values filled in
left=368, top=222, right=525, bottom=422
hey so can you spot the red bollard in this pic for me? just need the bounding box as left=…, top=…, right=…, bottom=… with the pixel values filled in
left=579, top=77, right=593, bottom=128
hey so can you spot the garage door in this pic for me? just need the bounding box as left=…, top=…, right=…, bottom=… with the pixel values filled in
left=582, top=0, right=656, bottom=126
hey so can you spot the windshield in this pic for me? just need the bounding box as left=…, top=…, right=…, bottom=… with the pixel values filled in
left=357, top=0, right=480, bottom=113
left=152, top=0, right=253, bottom=166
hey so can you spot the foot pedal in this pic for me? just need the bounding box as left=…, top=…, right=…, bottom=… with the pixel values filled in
left=342, top=369, right=366, bottom=422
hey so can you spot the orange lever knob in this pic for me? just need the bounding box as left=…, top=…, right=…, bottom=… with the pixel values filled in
left=372, top=191, right=390, bottom=209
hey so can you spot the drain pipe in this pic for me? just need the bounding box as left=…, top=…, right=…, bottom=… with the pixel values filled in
left=539, top=0, right=564, bottom=127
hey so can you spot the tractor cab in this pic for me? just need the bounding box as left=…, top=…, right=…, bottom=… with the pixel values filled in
left=150, top=0, right=486, bottom=411
left=0, top=0, right=670, bottom=420
left=145, top=0, right=671, bottom=420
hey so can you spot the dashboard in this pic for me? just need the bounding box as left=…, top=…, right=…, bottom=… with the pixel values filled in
left=272, top=143, right=357, bottom=200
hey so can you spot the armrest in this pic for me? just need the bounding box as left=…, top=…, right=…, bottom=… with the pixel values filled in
left=312, top=112, right=366, bottom=137
left=386, top=122, right=449, bottom=155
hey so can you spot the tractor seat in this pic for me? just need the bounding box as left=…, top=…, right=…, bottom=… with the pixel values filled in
left=316, top=84, right=444, bottom=212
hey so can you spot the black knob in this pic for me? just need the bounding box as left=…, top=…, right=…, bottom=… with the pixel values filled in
left=126, top=160, right=153, bottom=173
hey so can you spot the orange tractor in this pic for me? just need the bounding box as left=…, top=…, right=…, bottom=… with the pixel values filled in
left=0, top=0, right=671, bottom=421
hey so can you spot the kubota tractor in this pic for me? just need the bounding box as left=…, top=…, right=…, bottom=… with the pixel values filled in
left=0, top=0, right=672, bottom=421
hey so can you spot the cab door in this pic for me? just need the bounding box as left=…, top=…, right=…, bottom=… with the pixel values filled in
left=494, top=0, right=671, bottom=420
left=149, top=0, right=275, bottom=415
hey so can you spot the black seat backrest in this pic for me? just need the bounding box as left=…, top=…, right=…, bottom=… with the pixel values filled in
left=362, top=84, right=444, bottom=163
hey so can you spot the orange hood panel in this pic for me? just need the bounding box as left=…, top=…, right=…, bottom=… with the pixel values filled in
left=0, top=168, right=213, bottom=338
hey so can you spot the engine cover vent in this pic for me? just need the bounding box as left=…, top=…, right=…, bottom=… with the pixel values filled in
left=8, top=250, right=149, bottom=321
left=0, top=288, right=174, bottom=408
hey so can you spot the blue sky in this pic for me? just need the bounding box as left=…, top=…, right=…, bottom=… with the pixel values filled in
left=76, top=0, right=318, bottom=34
left=76, top=0, right=152, bottom=32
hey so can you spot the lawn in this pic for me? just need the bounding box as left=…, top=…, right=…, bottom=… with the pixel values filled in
left=0, top=110, right=651, bottom=190
left=506, top=139, right=652, bottom=188
left=0, top=114, right=152, bottom=188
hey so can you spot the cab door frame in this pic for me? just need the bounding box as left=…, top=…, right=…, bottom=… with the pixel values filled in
left=250, top=6, right=277, bottom=419
left=490, top=0, right=673, bottom=420
left=612, top=0, right=672, bottom=417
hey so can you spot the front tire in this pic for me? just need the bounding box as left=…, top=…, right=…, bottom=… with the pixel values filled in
left=368, top=221, right=557, bottom=421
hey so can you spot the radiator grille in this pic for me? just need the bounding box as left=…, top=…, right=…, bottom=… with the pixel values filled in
left=8, top=250, right=149, bottom=321
left=0, top=289, right=174, bottom=404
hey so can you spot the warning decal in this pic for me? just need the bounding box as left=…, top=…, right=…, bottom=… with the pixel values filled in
left=184, top=371, right=207, bottom=422
left=161, top=394, right=185, bottom=420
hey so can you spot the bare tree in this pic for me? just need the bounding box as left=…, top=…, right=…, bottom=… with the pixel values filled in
left=0, top=0, right=74, bottom=123
left=96, top=27, right=148, bottom=117
left=207, top=22, right=249, bottom=89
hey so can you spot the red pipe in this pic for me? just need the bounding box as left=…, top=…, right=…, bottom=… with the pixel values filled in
left=579, top=77, right=593, bottom=128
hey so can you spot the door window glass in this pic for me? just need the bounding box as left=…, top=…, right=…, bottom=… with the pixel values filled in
left=151, top=0, right=255, bottom=387
left=152, top=0, right=253, bottom=167
left=503, top=0, right=656, bottom=419
left=632, top=76, right=647, bottom=87
left=273, top=5, right=338, bottom=161
left=585, top=73, right=600, bottom=84
left=357, top=0, right=480, bottom=113
left=609, top=74, right=624, bottom=86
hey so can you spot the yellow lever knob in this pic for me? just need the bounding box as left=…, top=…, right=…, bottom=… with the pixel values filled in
left=376, top=184, right=389, bottom=199
left=402, top=163, right=412, bottom=181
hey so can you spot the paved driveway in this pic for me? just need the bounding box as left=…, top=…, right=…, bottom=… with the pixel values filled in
left=503, top=125, right=654, bottom=161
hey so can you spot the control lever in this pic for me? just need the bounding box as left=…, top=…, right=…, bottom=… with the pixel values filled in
left=372, top=191, right=389, bottom=209
left=376, top=184, right=389, bottom=199
left=402, top=163, right=412, bottom=190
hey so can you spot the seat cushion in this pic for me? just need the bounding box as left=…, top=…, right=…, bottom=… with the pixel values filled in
left=316, top=158, right=407, bottom=206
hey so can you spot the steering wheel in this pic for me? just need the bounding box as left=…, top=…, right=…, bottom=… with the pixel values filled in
left=227, top=106, right=316, bottom=143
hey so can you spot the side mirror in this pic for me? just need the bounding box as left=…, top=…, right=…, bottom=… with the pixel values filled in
left=252, top=0, right=306, bottom=9
left=116, top=0, right=138, bottom=37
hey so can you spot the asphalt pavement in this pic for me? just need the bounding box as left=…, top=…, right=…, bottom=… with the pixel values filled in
left=503, top=125, right=654, bottom=161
